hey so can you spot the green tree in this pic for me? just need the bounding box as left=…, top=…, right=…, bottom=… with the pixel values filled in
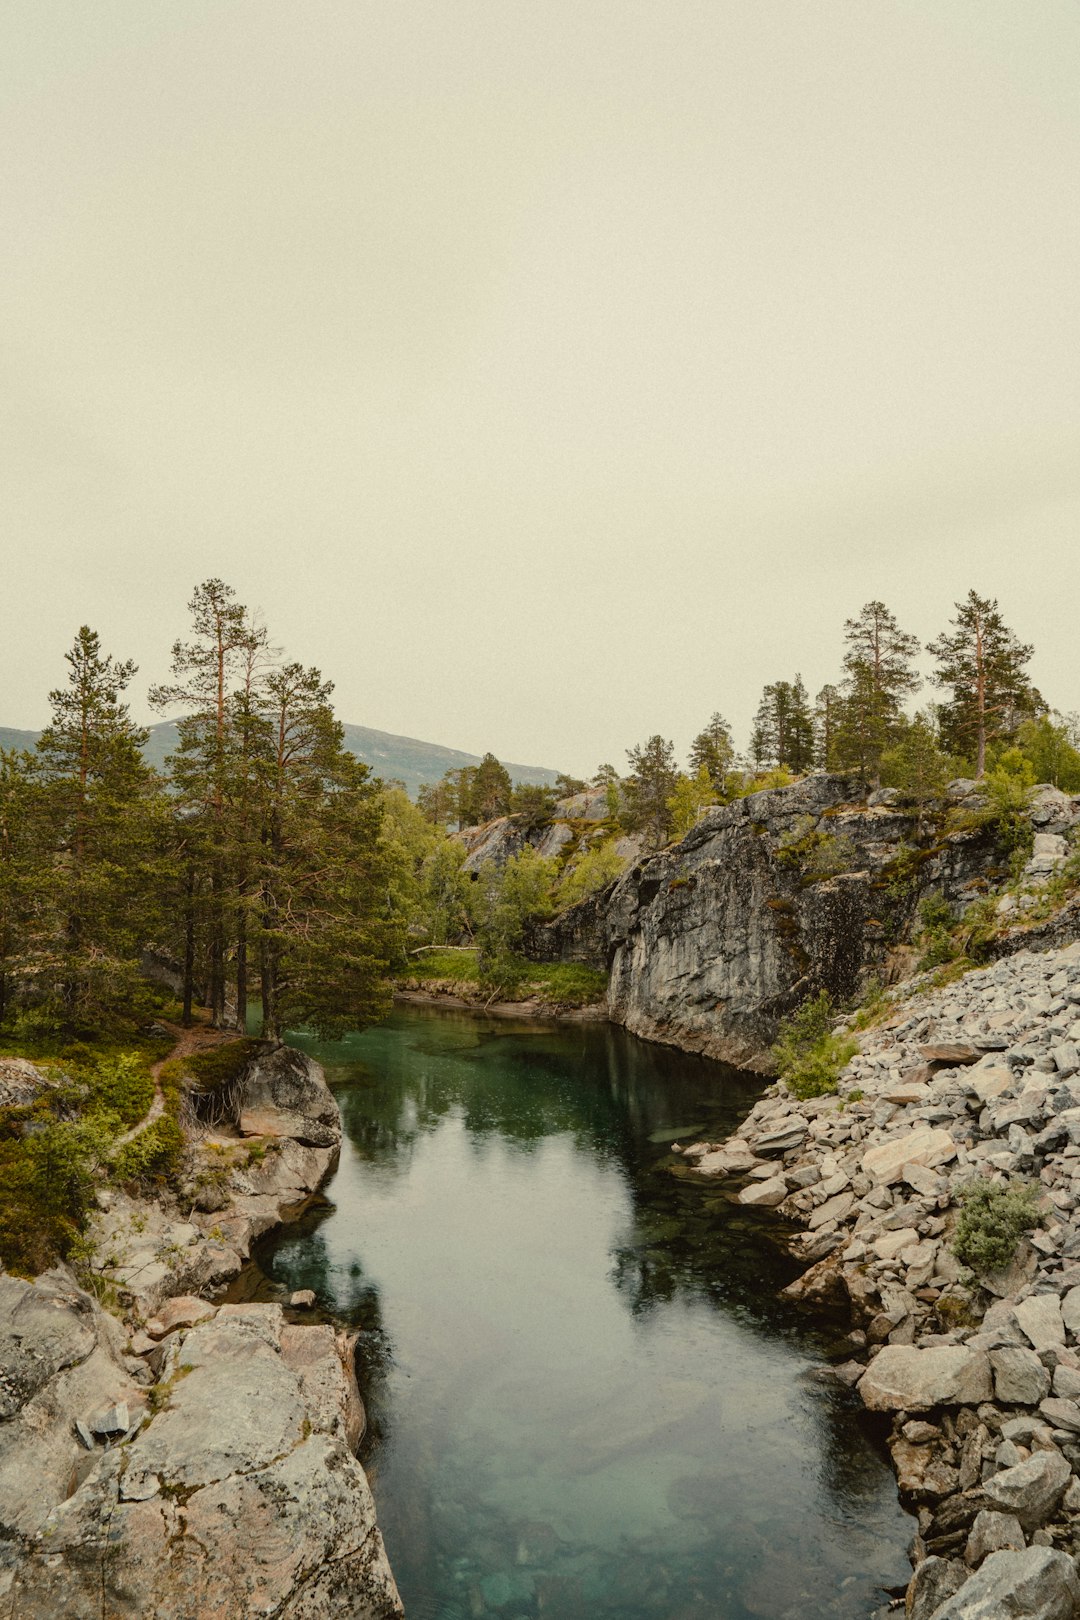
left=470, top=846, right=556, bottom=981
left=470, top=753, right=513, bottom=823
left=879, top=711, right=957, bottom=813
left=813, top=684, right=844, bottom=771
left=750, top=678, right=814, bottom=773
left=688, top=713, right=735, bottom=796
left=252, top=662, right=392, bottom=1041
left=33, top=628, right=165, bottom=1033
left=0, top=750, right=44, bottom=1026
left=667, top=766, right=716, bottom=839
left=555, top=839, right=627, bottom=909
left=1014, top=714, right=1080, bottom=791
left=624, top=736, right=678, bottom=850
left=554, top=773, right=587, bottom=798
left=150, top=579, right=263, bottom=1025
left=419, top=839, right=473, bottom=945
left=510, top=781, right=558, bottom=832
left=928, top=591, right=1041, bottom=777
left=835, top=601, right=919, bottom=785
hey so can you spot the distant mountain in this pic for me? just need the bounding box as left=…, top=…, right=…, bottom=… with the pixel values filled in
left=2, top=720, right=561, bottom=801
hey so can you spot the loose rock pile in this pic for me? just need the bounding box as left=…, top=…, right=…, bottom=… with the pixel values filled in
left=678, top=940, right=1080, bottom=1618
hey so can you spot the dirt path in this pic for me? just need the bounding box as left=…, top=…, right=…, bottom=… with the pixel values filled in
left=115, top=1019, right=247, bottom=1146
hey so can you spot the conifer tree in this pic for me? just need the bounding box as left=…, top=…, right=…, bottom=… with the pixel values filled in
left=688, top=713, right=736, bottom=796
left=624, top=736, right=678, bottom=849
left=150, top=580, right=264, bottom=1025
left=928, top=591, right=1040, bottom=777
left=835, top=601, right=920, bottom=785
left=34, top=627, right=164, bottom=1031
left=750, top=679, right=814, bottom=773
left=813, top=684, right=844, bottom=770
left=471, top=753, right=513, bottom=822
left=0, top=750, right=42, bottom=1026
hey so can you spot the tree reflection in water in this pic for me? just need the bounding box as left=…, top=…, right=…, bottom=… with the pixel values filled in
left=239, top=1008, right=910, bottom=1620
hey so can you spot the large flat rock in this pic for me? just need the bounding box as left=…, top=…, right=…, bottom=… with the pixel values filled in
left=926, top=1545, right=1080, bottom=1618
left=5, top=1299, right=401, bottom=1619
left=858, top=1345, right=993, bottom=1412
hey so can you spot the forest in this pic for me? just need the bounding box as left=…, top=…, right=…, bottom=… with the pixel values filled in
left=2, top=583, right=1077, bottom=1052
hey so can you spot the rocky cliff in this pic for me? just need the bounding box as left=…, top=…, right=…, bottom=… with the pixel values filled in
left=532, top=775, right=1080, bottom=1071
left=0, top=1043, right=402, bottom=1619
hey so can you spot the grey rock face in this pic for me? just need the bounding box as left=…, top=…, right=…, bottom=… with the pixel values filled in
left=925, top=1545, right=1080, bottom=1618
left=990, top=1347, right=1051, bottom=1406
left=533, top=774, right=1008, bottom=1068
left=5, top=1300, right=401, bottom=1620
left=238, top=1044, right=342, bottom=1148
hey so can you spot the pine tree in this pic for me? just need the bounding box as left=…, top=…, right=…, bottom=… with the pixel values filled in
left=150, top=580, right=264, bottom=1025
left=813, top=684, right=844, bottom=770
left=0, top=750, right=42, bottom=1026
left=33, top=627, right=164, bottom=1032
left=470, top=753, right=513, bottom=822
left=835, top=600, right=920, bottom=785
left=624, top=736, right=678, bottom=850
left=750, top=679, right=814, bottom=772
left=928, top=591, right=1041, bottom=777
left=688, top=713, right=736, bottom=796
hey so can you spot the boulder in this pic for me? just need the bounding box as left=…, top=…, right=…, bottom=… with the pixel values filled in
left=918, top=1043, right=983, bottom=1066
left=862, top=1128, right=956, bottom=1187
left=980, top=1450, right=1072, bottom=1531
left=858, top=1345, right=993, bottom=1412
left=925, top=1545, right=1080, bottom=1618
left=146, top=1295, right=216, bottom=1338
left=237, top=1045, right=342, bottom=1149
left=905, top=1556, right=967, bottom=1619
left=964, top=1510, right=1025, bottom=1567
left=737, top=1176, right=787, bottom=1207
left=1015, top=1295, right=1066, bottom=1355
left=990, top=1347, right=1052, bottom=1406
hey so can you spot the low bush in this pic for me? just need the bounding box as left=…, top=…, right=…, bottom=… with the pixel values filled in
left=772, top=991, right=858, bottom=1100
left=952, top=1179, right=1041, bottom=1274
left=110, top=1116, right=185, bottom=1190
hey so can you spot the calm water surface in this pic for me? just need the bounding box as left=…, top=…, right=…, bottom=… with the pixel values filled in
left=249, top=1007, right=911, bottom=1620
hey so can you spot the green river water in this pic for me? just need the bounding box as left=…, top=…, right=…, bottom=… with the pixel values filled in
left=245, top=1006, right=912, bottom=1620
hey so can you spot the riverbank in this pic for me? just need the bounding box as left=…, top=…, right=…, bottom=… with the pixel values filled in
left=0, top=1036, right=402, bottom=1619
left=679, top=940, right=1080, bottom=1617
left=395, top=983, right=607, bottom=1020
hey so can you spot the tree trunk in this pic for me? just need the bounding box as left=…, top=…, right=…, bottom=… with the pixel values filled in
left=182, top=867, right=195, bottom=1027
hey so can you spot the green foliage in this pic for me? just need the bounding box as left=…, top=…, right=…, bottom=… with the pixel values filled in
left=835, top=601, right=920, bottom=784
left=667, top=767, right=717, bottom=840
left=623, top=736, right=679, bottom=850
left=471, top=847, right=557, bottom=979
left=688, top=713, right=736, bottom=796
left=177, top=1038, right=260, bottom=1094
left=879, top=712, right=959, bottom=807
left=916, top=893, right=957, bottom=969
left=983, top=755, right=1035, bottom=856
left=772, top=991, right=858, bottom=1099
left=929, top=590, right=1041, bottom=776
left=555, top=839, right=628, bottom=909
left=419, top=839, right=473, bottom=946
left=775, top=817, right=858, bottom=882
left=401, top=948, right=605, bottom=1008
left=1014, top=713, right=1080, bottom=791
left=952, top=1179, right=1041, bottom=1274
left=110, top=1115, right=185, bottom=1190
left=750, top=675, right=814, bottom=773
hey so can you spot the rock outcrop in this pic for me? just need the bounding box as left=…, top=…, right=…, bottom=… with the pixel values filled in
left=0, top=1282, right=401, bottom=1618
left=535, top=774, right=1025, bottom=1070
left=676, top=940, right=1080, bottom=1615
left=87, top=1044, right=342, bottom=1317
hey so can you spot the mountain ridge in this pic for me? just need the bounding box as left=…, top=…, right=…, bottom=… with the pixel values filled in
left=0, top=720, right=561, bottom=800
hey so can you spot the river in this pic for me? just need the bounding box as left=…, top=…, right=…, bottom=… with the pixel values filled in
left=247, top=1005, right=911, bottom=1620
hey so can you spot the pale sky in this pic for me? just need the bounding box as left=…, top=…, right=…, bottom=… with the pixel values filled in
left=3, top=2, right=1079, bottom=777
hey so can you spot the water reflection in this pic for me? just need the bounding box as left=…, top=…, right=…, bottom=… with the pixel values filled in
left=245, top=1007, right=909, bottom=1620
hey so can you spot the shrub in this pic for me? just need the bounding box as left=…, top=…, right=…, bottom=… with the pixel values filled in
left=952, top=1179, right=1041, bottom=1274
left=110, top=1116, right=185, bottom=1190
left=772, top=991, right=858, bottom=1100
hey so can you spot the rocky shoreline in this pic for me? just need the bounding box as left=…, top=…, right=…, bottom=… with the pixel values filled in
left=0, top=1043, right=402, bottom=1618
left=679, top=940, right=1080, bottom=1618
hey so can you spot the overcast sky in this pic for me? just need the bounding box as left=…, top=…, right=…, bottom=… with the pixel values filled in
left=3, top=2, right=1079, bottom=777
